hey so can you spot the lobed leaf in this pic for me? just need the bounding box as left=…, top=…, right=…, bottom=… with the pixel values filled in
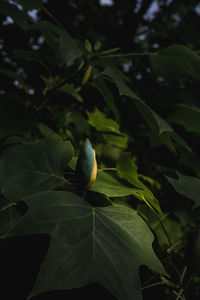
left=0, top=137, right=74, bottom=200
left=5, top=191, right=166, bottom=300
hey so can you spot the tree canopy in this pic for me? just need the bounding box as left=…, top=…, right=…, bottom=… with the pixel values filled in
left=1, top=0, right=200, bottom=299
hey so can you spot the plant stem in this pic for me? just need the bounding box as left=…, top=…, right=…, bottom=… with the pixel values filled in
left=180, top=266, right=187, bottom=285
left=173, top=289, right=185, bottom=300
left=99, top=52, right=158, bottom=58
left=142, top=281, right=165, bottom=290
left=166, top=239, right=182, bottom=254
left=36, top=78, right=69, bottom=111
left=42, top=7, right=66, bottom=31
left=100, top=168, right=118, bottom=171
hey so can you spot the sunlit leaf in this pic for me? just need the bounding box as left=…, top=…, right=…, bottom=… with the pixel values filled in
left=117, top=153, right=161, bottom=212
left=87, top=108, right=128, bottom=148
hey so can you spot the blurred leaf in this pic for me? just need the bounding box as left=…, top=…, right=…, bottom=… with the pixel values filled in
left=59, top=83, right=83, bottom=102
left=166, top=173, right=200, bottom=207
left=13, top=49, right=41, bottom=63
left=117, top=153, right=161, bottom=213
left=6, top=191, right=166, bottom=300
left=103, top=67, right=191, bottom=153
left=178, top=149, right=200, bottom=177
left=38, top=123, right=61, bottom=140
left=65, top=109, right=88, bottom=133
left=0, top=137, right=74, bottom=200
left=59, top=30, right=83, bottom=64
left=186, top=227, right=200, bottom=272
left=168, top=103, right=200, bottom=133
left=87, top=108, right=127, bottom=148
left=15, top=0, right=43, bottom=9
left=0, top=95, right=37, bottom=138
left=29, top=21, right=83, bottom=63
left=0, top=68, right=26, bottom=86
left=0, top=1, right=30, bottom=30
left=94, top=77, right=120, bottom=121
left=94, top=40, right=101, bottom=51
left=150, top=44, right=200, bottom=83
left=0, top=201, right=21, bottom=237
left=84, top=39, right=92, bottom=53
left=103, top=67, right=173, bottom=136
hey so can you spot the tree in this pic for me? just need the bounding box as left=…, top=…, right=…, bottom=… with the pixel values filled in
left=1, top=0, right=200, bottom=299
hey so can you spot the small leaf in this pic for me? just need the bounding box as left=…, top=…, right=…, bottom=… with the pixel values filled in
left=29, top=21, right=83, bottom=63
left=166, top=173, right=200, bottom=207
left=58, top=83, right=84, bottom=102
left=38, top=123, right=61, bottom=140
left=6, top=191, right=166, bottom=300
left=59, top=29, right=83, bottom=63
left=94, top=40, right=102, bottom=51
left=117, top=153, right=161, bottom=213
left=87, top=108, right=127, bottom=148
left=85, top=39, right=92, bottom=53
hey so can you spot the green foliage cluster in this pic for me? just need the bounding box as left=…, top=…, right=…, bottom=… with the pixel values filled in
left=1, top=0, right=200, bottom=299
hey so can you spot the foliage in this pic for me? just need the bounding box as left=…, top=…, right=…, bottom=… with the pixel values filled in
left=1, top=0, right=200, bottom=299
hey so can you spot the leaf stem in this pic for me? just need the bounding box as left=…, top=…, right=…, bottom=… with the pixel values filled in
left=0, top=202, right=16, bottom=212
left=142, top=196, right=172, bottom=247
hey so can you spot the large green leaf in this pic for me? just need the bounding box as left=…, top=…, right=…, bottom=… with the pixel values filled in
left=150, top=44, right=200, bottom=83
left=5, top=191, right=166, bottom=300
left=166, top=173, right=200, bottom=207
left=103, top=67, right=172, bottom=136
left=0, top=137, right=73, bottom=200
left=117, top=153, right=161, bottom=213
left=103, top=67, right=191, bottom=153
